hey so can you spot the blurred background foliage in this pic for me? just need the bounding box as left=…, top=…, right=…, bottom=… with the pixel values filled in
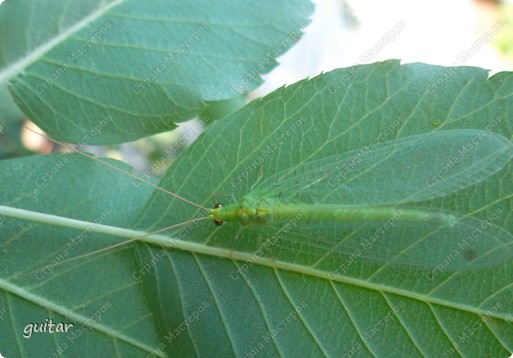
left=495, top=2, right=513, bottom=62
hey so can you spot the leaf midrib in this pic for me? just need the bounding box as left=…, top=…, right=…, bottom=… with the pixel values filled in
left=0, top=0, right=124, bottom=85
left=0, top=279, right=165, bottom=357
left=2, top=204, right=511, bottom=323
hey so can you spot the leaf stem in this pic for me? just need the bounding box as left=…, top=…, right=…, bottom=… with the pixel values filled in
left=1, top=205, right=511, bottom=322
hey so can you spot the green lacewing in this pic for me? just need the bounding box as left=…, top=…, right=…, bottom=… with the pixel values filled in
left=207, top=129, right=513, bottom=270
left=28, top=128, right=513, bottom=271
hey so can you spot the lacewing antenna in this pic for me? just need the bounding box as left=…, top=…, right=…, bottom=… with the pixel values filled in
left=27, top=215, right=209, bottom=275
left=25, top=126, right=209, bottom=211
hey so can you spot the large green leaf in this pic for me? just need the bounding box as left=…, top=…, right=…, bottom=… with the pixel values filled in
left=0, top=0, right=313, bottom=144
left=134, top=60, right=513, bottom=357
left=1, top=61, right=513, bottom=357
